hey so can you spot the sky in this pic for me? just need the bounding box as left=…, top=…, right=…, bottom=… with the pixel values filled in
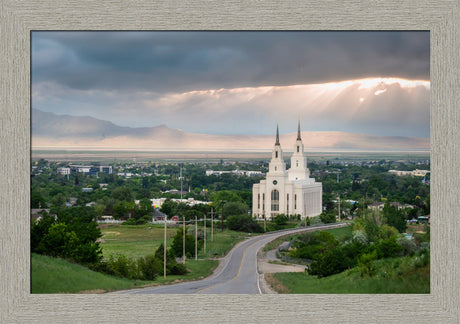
left=31, top=31, right=430, bottom=138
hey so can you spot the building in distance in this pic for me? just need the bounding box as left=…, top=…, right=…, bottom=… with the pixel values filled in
left=252, top=121, right=322, bottom=220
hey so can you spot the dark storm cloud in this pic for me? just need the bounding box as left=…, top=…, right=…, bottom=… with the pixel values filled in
left=31, top=31, right=429, bottom=93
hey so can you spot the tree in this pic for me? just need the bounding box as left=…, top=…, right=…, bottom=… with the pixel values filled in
left=111, top=187, right=134, bottom=202
left=170, top=228, right=201, bottom=258
left=31, top=192, right=47, bottom=208
left=274, top=214, right=288, bottom=226
left=113, top=202, right=129, bottom=219
left=319, top=211, right=336, bottom=224
left=226, top=214, right=263, bottom=233
left=383, top=203, right=407, bottom=233
left=223, top=201, right=249, bottom=218
left=37, top=223, right=79, bottom=259
left=160, top=199, right=177, bottom=216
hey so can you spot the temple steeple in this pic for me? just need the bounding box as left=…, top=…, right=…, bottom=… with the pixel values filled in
left=275, top=124, right=280, bottom=146
left=297, top=118, right=302, bottom=141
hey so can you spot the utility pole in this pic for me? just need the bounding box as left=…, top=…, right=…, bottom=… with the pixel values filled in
left=338, top=195, right=341, bottom=221
left=203, top=212, right=206, bottom=257
left=164, top=214, right=167, bottom=278
left=264, top=214, right=266, bottom=232
left=195, top=215, right=198, bottom=260
left=221, top=200, right=226, bottom=232
left=181, top=164, right=185, bottom=264
left=211, top=208, right=214, bottom=242
left=182, top=214, right=186, bottom=264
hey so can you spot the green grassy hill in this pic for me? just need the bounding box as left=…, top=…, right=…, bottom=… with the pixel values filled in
left=31, top=253, right=150, bottom=293
left=267, top=256, right=430, bottom=294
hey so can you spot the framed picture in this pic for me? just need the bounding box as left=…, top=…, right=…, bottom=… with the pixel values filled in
left=1, top=1, right=458, bottom=322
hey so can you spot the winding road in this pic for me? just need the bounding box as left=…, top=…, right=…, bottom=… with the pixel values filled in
left=120, top=223, right=347, bottom=294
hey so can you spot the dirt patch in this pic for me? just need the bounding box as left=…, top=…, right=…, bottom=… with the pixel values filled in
left=259, top=260, right=305, bottom=273
left=98, top=224, right=121, bottom=229
left=102, top=231, right=121, bottom=236
left=264, top=273, right=290, bottom=294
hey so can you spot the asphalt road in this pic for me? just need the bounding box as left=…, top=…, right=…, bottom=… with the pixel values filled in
left=121, top=223, right=347, bottom=294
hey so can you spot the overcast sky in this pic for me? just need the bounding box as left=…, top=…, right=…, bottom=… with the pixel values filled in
left=31, top=31, right=430, bottom=138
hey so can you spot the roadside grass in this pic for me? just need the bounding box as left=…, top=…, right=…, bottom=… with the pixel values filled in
left=197, top=230, right=251, bottom=258
left=32, top=253, right=218, bottom=293
left=263, top=224, right=351, bottom=252
left=268, top=257, right=430, bottom=294
left=322, top=225, right=352, bottom=242
left=31, top=253, right=151, bottom=293
left=152, top=259, right=219, bottom=286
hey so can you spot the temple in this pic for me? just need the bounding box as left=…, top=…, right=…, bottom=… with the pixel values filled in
left=252, top=121, right=322, bottom=219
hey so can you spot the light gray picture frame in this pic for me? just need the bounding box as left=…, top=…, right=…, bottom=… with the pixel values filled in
left=1, top=1, right=459, bottom=322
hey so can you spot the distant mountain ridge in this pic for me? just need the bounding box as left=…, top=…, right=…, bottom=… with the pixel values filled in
left=31, top=109, right=429, bottom=151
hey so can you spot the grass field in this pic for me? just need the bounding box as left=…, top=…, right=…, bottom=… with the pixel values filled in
left=99, top=224, right=179, bottom=259
left=31, top=253, right=151, bottom=293
left=267, top=256, right=430, bottom=294
left=100, top=224, right=250, bottom=259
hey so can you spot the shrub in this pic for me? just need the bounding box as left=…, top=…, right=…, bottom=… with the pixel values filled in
left=352, top=230, right=368, bottom=244
left=274, top=214, right=289, bottom=225
left=319, top=212, right=336, bottom=224
left=397, top=235, right=417, bottom=256
left=375, top=236, right=403, bottom=259
left=138, top=255, right=162, bottom=280
left=308, top=248, right=348, bottom=278
left=108, top=255, right=137, bottom=279
left=357, top=250, right=378, bottom=277
left=226, top=214, right=263, bottom=233
left=170, top=228, right=202, bottom=258
left=122, top=218, right=138, bottom=225
left=167, top=262, right=187, bottom=275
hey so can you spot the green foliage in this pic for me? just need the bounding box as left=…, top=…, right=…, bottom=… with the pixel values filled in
left=290, top=231, right=339, bottom=261
left=271, top=254, right=430, bottom=293
left=308, top=248, right=349, bottom=278
left=274, top=214, right=289, bottom=225
left=383, top=202, right=407, bottom=233
left=352, top=230, right=368, bottom=244
left=374, top=236, right=403, bottom=258
left=357, top=250, right=378, bottom=277
left=31, top=207, right=102, bottom=265
left=111, top=187, right=134, bottom=202
left=137, top=255, right=162, bottom=280
left=319, top=211, right=336, bottom=224
left=38, top=223, right=79, bottom=259
left=170, top=228, right=202, bottom=258
left=226, top=214, right=263, bottom=233
left=223, top=201, right=249, bottom=218
left=31, top=253, right=149, bottom=294
left=160, top=199, right=177, bottom=216
left=396, top=235, right=417, bottom=256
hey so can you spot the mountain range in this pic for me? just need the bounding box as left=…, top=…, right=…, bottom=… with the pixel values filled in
left=31, top=109, right=429, bottom=151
